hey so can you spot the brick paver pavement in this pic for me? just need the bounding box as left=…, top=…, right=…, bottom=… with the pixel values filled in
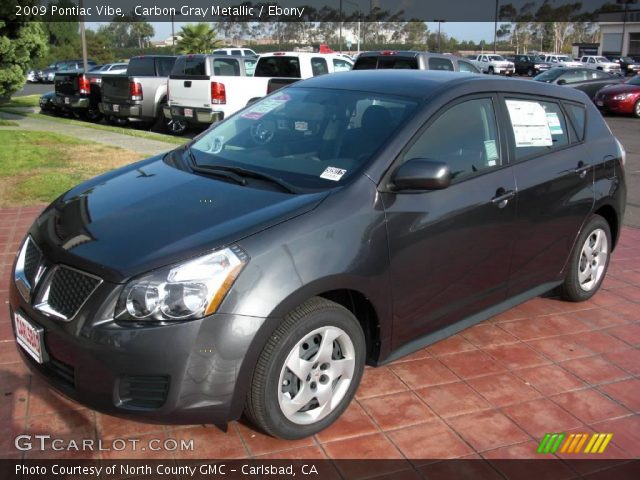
left=1, top=206, right=638, bottom=466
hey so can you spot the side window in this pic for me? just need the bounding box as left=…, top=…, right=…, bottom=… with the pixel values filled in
left=333, top=58, right=352, bottom=72
left=311, top=57, right=329, bottom=76
left=481, top=56, right=488, bottom=62
left=231, top=50, right=242, bottom=56
left=428, top=57, right=454, bottom=71
left=404, top=98, right=501, bottom=182
left=592, top=70, right=611, bottom=79
left=559, top=70, right=587, bottom=84
left=457, top=60, right=478, bottom=73
left=505, top=98, right=569, bottom=161
left=564, top=103, right=586, bottom=142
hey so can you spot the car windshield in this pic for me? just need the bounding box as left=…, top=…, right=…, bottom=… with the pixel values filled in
left=189, top=87, right=418, bottom=190
left=626, top=76, right=640, bottom=86
left=488, top=55, right=505, bottom=61
left=557, top=56, right=572, bottom=62
left=621, top=57, right=635, bottom=63
left=594, top=57, right=610, bottom=63
left=532, top=56, right=546, bottom=62
left=534, top=69, right=564, bottom=82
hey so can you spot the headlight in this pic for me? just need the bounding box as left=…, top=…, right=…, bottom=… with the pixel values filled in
left=613, top=93, right=632, bottom=101
left=115, top=246, right=248, bottom=322
left=534, top=64, right=541, bottom=68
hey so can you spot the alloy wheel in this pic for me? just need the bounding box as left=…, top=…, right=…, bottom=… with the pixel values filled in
left=578, top=228, right=608, bottom=291
left=278, top=326, right=355, bottom=425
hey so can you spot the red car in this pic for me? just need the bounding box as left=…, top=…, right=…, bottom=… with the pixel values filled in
left=594, top=75, right=640, bottom=117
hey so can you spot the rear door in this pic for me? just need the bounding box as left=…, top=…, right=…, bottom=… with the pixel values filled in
left=168, top=55, right=211, bottom=108
left=383, top=95, right=517, bottom=348
left=501, top=95, right=594, bottom=295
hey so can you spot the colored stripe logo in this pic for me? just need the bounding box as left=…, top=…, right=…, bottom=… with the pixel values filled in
left=537, top=433, right=613, bottom=454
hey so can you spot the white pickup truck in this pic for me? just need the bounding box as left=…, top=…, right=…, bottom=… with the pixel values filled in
left=469, top=54, right=515, bottom=75
left=164, top=52, right=352, bottom=127
left=543, top=54, right=582, bottom=68
left=579, top=56, right=622, bottom=75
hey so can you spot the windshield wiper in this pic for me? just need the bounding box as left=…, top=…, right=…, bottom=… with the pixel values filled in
left=185, top=146, right=298, bottom=193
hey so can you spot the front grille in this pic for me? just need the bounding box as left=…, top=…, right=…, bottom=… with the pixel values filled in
left=119, top=376, right=170, bottom=410
left=23, top=240, right=42, bottom=286
left=44, top=267, right=101, bottom=319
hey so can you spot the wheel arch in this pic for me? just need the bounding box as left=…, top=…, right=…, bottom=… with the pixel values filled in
left=594, top=203, right=620, bottom=250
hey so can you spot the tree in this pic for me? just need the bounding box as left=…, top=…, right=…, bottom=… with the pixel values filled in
left=0, top=1, right=48, bottom=100
left=403, top=21, right=428, bottom=47
left=176, top=24, right=221, bottom=54
left=131, top=22, right=154, bottom=48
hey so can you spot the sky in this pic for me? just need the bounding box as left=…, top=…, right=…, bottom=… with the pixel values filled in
left=88, top=21, right=497, bottom=43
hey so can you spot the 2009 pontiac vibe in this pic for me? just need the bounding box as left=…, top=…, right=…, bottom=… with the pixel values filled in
left=11, top=71, right=626, bottom=439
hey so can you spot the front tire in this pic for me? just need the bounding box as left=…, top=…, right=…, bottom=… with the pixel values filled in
left=488, top=66, right=495, bottom=75
left=245, top=297, right=365, bottom=439
left=559, top=215, right=612, bottom=302
left=634, top=99, right=640, bottom=118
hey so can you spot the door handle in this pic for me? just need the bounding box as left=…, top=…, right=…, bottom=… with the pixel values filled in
left=184, top=81, right=192, bottom=88
left=574, top=161, right=590, bottom=178
left=491, top=189, right=515, bottom=208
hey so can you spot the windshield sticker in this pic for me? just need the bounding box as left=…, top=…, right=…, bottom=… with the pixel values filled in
left=320, top=166, right=347, bottom=181
left=294, top=121, right=308, bottom=132
left=484, top=140, right=499, bottom=166
left=210, top=136, right=224, bottom=154
left=506, top=100, right=553, bottom=147
left=546, top=112, right=563, bottom=135
left=241, top=97, right=289, bottom=120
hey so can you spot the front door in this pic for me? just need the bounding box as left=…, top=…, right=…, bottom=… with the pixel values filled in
left=382, top=96, right=518, bottom=350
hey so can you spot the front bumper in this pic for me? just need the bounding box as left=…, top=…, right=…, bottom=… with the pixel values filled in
left=163, top=105, right=224, bottom=125
left=594, top=97, right=636, bottom=114
left=492, top=66, right=515, bottom=75
left=9, top=278, right=267, bottom=424
left=53, top=95, right=89, bottom=109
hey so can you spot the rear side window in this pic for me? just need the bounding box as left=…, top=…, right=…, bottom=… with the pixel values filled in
left=428, top=57, right=454, bottom=71
left=255, top=57, right=301, bottom=78
left=333, top=59, right=352, bottom=72
left=404, top=98, right=501, bottom=182
left=212, top=58, right=241, bottom=76
left=311, top=57, right=329, bottom=76
left=231, top=50, right=242, bottom=56
left=505, top=98, right=570, bottom=161
left=564, top=103, right=586, bottom=142
left=457, top=60, right=478, bottom=73
left=127, top=57, right=156, bottom=76
left=155, top=57, right=176, bottom=77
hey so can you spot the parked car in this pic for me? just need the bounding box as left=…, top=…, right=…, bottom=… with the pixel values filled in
left=513, top=54, right=552, bottom=76
left=594, top=74, right=640, bottom=117
left=533, top=67, right=623, bottom=99
left=164, top=52, right=351, bottom=129
left=26, top=70, right=37, bottom=83
left=10, top=70, right=626, bottom=440
left=469, top=54, right=515, bottom=75
left=213, top=47, right=258, bottom=57
left=353, top=50, right=480, bottom=73
left=38, top=91, right=57, bottom=113
left=608, top=56, right=640, bottom=76
left=40, top=60, right=97, bottom=83
left=579, top=56, right=622, bottom=75
left=91, top=63, right=129, bottom=75
left=100, top=55, right=183, bottom=133
left=543, top=54, right=582, bottom=68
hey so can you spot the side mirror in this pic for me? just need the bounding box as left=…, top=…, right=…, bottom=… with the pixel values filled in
left=557, top=79, right=567, bottom=85
left=391, top=159, right=451, bottom=191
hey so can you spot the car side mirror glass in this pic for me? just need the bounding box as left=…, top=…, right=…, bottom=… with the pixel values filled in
left=391, top=159, right=451, bottom=191
left=557, top=79, right=567, bottom=85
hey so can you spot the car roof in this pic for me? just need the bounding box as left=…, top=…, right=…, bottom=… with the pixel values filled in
left=292, top=70, right=590, bottom=103
left=358, top=51, right=457, bottom=60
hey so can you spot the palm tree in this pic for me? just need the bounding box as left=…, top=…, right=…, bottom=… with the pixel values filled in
left=176, top=23, right=221, bottom=54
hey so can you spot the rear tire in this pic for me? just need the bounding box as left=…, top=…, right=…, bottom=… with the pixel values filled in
left=559, top=215, right=611, bottom=302
left=527, top=68, right=534, bottom=77
left=154, top=102, right=188, bottom=135
left=245, top=297, right=365, bottom=439
left=634, top=99, right=640, bottom=118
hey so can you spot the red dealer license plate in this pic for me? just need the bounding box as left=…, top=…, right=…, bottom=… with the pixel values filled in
left=184, top=108, right=193, bottom=118
left=14, top=312, right=45, bottom=363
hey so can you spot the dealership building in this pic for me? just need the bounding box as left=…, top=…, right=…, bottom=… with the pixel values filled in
left=599, top=8, right=640, bottom=56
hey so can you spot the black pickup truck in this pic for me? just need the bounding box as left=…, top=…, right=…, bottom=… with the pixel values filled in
left=52, top=70, right=104, bottom=122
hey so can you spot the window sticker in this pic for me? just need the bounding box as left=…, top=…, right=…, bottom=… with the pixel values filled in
left=546, top=112, right=563, bottom=135
left=241, top=94, right=290, bottom=120
left=294, top=121, right=308, bottom=132
left=320, top=166, right=347, bottom=181
left=506, top=100, right=553, bottom=147
left=210, top=136, right=224, bottom=154
left=484, top=140, right=499, bottom=166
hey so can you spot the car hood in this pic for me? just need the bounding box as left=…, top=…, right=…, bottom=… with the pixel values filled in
left=598, top=83, right=640, bottom=95
left=34, top=155, right=330, bottom=282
